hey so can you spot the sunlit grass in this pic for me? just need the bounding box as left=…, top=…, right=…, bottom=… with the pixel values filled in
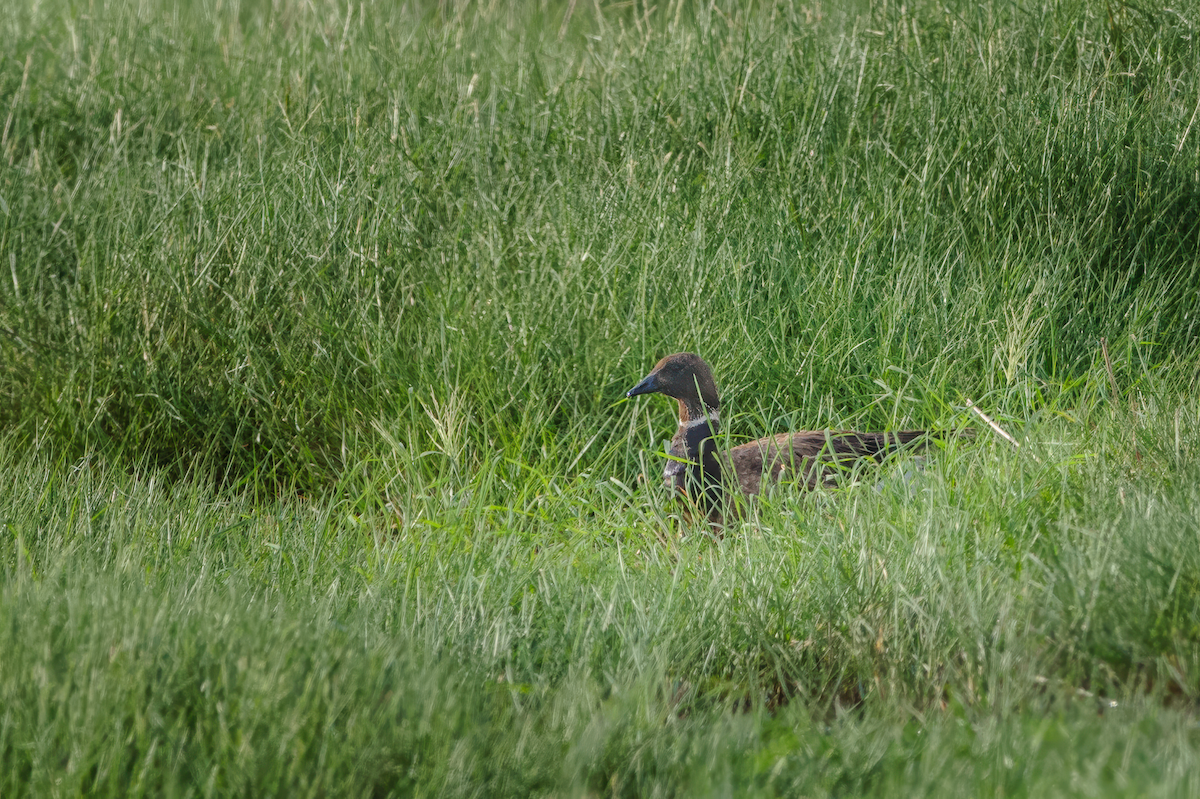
left=2, top=0, right=1200, bottom=794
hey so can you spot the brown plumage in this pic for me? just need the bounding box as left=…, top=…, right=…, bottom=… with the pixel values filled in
left=626, top=353, right=946, bottom=526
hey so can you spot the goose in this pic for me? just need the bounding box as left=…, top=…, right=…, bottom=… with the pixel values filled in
left=626, top=352, right=947, bottom=525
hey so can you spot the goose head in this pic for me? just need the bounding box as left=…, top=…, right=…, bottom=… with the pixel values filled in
left=626, top=353, right=720, bottom=418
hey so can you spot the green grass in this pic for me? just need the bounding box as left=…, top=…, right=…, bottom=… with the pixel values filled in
left=2, top=0, right=1200, bottom=794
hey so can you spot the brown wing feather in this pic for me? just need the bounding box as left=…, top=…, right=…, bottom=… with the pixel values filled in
left=726, top=430, right=933, bottom=496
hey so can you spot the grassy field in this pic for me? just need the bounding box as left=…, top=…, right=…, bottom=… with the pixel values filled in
left=3, top=0, right=1200, bottom=794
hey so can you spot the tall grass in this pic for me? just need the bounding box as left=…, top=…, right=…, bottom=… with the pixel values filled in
left=2, top=0, right=1200, bottom=794
left=4, top=404, right=1200, bottom=795
left=1, top=0, right=1197, bottom=485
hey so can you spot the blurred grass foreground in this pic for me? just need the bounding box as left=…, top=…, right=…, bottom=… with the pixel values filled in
left=3, top=0, right=1200, bottom=795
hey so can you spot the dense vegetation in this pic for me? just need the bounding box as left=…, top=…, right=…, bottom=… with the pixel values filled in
left=2, top=0, right=1199, bottom=794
